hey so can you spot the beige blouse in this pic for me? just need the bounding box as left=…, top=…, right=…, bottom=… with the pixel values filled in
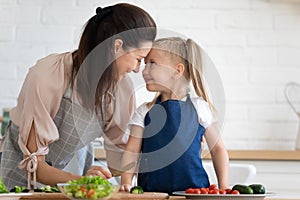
left=10, top=52, right=136, bottom=175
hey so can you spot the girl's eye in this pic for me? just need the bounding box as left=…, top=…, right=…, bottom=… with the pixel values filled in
left=144, top=60, right=155, bottom=67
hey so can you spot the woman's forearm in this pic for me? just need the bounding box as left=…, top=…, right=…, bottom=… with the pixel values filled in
left=35, top=159, right=81, bottom=186
left=24, top=123, right=80, bottom=186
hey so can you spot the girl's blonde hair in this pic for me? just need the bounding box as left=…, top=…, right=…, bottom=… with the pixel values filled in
left=148, top=37, right=213, bottom=110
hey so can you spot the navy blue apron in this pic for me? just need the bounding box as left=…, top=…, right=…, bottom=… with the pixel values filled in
left=137, top=95, right=210, bottom=194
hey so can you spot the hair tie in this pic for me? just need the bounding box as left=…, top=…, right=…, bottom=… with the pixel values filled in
left=184, top=39, right=189, bottom=50
left=94, top=6, right=112, bottom=23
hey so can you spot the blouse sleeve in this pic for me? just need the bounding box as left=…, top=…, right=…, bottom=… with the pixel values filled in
left=191, top=97, right=214, bottom=128
left=128, top=102, right=149, bottom=129
left=10, top=53, right=71, bottom=156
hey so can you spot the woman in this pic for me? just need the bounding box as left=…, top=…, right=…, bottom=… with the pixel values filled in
left=0, top=3, right=156, bottom=189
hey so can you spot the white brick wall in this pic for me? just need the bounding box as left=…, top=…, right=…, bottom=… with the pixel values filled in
left=1, top=0, right=300, bottom=150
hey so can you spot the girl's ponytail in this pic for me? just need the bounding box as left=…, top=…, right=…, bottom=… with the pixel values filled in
left=186, top=39, right=213, bottom=111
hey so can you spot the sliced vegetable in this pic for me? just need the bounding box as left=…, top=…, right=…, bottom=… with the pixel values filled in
left=10, top=186, right=29, bottom=193
left=63, top=176, right=115, bottom=199
left=33, top=185, right=60, bottom=193
left=33, top=188, right=43, bottom=192
left=130, top=186, right=144, bottom=194
left=0, top=178, right=8, bottom=193
left=67, top=176, right=111, bottom=185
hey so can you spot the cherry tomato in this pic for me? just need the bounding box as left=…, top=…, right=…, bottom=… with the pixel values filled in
left=79, top=186, right=87, bottom=193
left=209, top=184, right=218, bottom=190
left=185, top=188, right=194, bottom=194
left=86, top=189, right=95, bottom=198
left=219, top=189, right=226, bottom=194
left=210, top=189, right=220, bottom=194
left=192, top=188, right=201, bottom=194
left=225, top=188, right=232, bottom=194
left=200, top=188, right=208, bottom=194
left=231, top=190, right=240, bottom=195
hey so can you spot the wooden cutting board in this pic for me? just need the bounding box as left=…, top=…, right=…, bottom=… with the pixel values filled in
left=14, top=192, right=169, bottom=200
left=110, top=192, right=169, bottom=200
left=19, top=193, right=68, bottom=200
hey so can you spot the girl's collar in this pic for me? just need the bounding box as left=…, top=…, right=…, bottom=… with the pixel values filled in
left=157, top=93, right=190, bottom=103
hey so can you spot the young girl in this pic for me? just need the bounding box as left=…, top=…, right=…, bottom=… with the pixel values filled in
left=120, top=37, right=229, bottom=194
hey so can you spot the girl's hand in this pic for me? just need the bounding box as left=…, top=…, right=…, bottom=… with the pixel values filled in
left=120, top=184, right=132, bottom=192
left=85, top=165, right=112, bottom=179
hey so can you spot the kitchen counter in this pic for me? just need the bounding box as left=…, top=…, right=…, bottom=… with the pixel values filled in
left=202, top=149, right=300, bottom=161
left=94, top=148, right=300, bottom=161
left=93, top=148, right=300, bottom=194
left=0, top=192, right=299, bottom=200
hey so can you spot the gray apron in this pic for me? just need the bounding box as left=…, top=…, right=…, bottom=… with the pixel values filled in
left=0, top=96, right=103, bottom=189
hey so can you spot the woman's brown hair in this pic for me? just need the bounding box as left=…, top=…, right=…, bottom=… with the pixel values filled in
left=71, top=3, right=156, bottom=120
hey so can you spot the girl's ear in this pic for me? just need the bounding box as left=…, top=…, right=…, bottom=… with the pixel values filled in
left=173, top=63, right=185, bottom=79
left=114, top=39, right=124, bottom=54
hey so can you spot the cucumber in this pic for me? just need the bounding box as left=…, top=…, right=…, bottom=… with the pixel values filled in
left=249, top=184, right=266, bottom=194
left=232, top=184, right=253, bottom=194
left=130, top=186, right=144, bottom=194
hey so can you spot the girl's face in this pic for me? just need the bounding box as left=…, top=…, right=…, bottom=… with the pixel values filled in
left=115, top=41, right=152, bottom=79
left=143, top=49, right=177, bottom=93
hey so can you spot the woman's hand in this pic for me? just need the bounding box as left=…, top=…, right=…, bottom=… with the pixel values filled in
left=85, top=165, right=112, bottom=179
left=120, top=184, right=132, bottom=192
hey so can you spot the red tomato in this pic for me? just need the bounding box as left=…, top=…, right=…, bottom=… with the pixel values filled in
left=200, top=188, right=208, bottom=194
left=86, top=189, right=95, bottom=198
left=219, top=189, right=226, bottom=194
left=79, top=186, right=87, bottom=193
left=231, top=190, right=240, bottom=195
left=185, top=188, right=194, bottom=194
left=210, top=189, right=220, bottom=194
left=225, top=188, right=232, bottom=194
left=192, top=188, right=201, bottom=194
left=209, top=184, right=218, bottom=190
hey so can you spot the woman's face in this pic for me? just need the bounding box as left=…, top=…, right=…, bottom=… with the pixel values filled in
left=115, top=41, right=152, bottom=79
left=143, top=48, right=177, bottom=92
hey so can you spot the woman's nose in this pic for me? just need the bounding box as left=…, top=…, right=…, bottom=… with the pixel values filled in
left=133, top=64, right=140, bottom=73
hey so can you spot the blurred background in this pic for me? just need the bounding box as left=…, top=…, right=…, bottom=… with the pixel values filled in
left=1, top=0, right=300, bottom=151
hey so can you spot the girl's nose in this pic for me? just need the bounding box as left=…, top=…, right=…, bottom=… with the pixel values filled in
left=142, top=66, right=148, bottom=75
